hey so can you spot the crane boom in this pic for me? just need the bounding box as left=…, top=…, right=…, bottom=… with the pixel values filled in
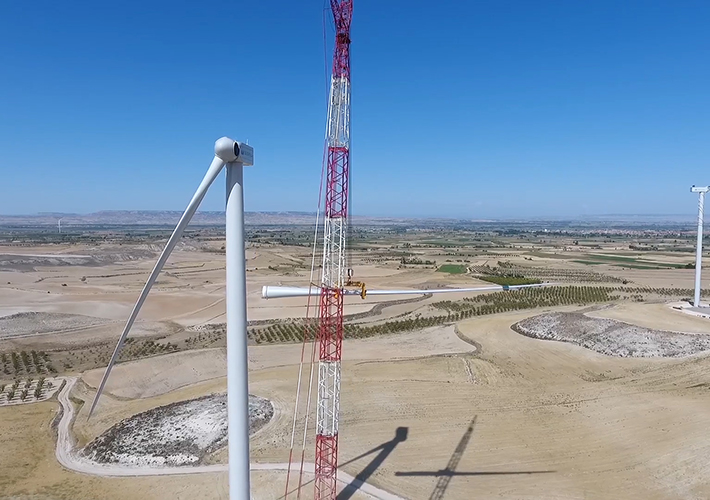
left=315, top=1, right=353, bottom=498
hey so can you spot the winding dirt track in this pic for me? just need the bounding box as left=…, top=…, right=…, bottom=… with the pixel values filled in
left=55, top=377, right=405, bottom=500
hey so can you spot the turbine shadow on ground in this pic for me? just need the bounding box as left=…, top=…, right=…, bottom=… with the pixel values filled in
left=279, top=427, right=409, bottom=499
left=337, top=426, right=409, bottom=500
left=395, top=417, right=555, bottom=500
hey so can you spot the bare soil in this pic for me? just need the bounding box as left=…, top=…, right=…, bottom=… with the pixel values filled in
left=3, top=240, right=710, bottom=499
left=588, top=302, right=710, bottom=334
left=0, top=312, right=110, bottom=339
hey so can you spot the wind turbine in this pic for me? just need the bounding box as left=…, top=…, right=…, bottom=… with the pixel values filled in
left=691, top=185, right=709, bottom=307
left=58, top=218, right=62, bottom=234
left=88, top=137, right=254, bottom=500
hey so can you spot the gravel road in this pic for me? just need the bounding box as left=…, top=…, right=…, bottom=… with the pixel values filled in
left=55, top=377, right=405, bottom=499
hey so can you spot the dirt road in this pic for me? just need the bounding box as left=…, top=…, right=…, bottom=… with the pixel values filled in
left=55, top=377, right=405, bottom=500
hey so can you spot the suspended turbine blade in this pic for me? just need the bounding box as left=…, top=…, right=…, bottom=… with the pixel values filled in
left=88, top=155, right=227, bottom=418
left=261, top=282, right=553, bottom=299
left=261, top=285, right=331, bottom=299
left=365, top=283, right=552, bottom=295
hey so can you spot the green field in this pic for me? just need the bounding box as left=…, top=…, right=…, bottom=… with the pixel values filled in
left=586, top=254, right=638, bottom=263
left=582, top=254, right=690, bottom=269
left=612, top=262, right=687, bottom=270
left=527, top=251, right=570, bottom=260
left=437, top=264, right=467, bottom=274
left=614, top=263, right=664, bottom=270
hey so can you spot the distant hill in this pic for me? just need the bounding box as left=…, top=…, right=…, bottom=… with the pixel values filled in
left=0, top=210, right=437, bottom=227
left=0, top=210, right=697, bottom=228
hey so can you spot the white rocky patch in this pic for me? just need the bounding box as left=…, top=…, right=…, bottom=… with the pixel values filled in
left=513, top=312, right=710, bottom=358
left=83, top=393, right=273, bottom=467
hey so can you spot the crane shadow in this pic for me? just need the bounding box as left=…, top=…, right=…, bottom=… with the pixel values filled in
left=395, top=417, right=554, bottom=500
left=337, top=426, right=409, bottom=500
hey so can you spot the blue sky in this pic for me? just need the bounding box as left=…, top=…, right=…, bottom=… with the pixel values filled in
left=1, top=0, right=709, bottom=218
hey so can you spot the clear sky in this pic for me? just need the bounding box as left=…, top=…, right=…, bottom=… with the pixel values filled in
left=1, top=0, right=709, bottom=218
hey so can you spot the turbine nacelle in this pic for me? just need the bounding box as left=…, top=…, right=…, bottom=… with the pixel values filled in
left=215, top=137, right=254, bottom=165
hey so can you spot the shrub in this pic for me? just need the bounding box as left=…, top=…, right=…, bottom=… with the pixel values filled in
left=11, top=353, right=20, bottom=373
left=34, top=377, right=45, bottom=399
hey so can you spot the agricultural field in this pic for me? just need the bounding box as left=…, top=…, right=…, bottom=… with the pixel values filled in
left=0, top=348, right=57, bottom=376
left=573, top=253, right=695, bottom=269
left=1, top=217, right=710, bottom=499
left=436, top=264, right=467, bottom=274
left=0, top=376, right=60, bottom=405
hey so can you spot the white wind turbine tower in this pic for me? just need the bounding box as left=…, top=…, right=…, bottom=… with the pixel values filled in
left=88, top=137, right=255, bottom=500
left=691, top=185, right=709, bottom=308
left=58, top=218, right=62, bottom=234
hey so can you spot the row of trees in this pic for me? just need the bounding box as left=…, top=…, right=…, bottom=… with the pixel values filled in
left=433, top=286, right=615, bottom=313
left=117, top=339, right=179, bottom=362
left=1, top=350, right=54, bottom=376
left=0, top=376, right=51, bottom=402
left=469, top=264, right=626, bottom=284
left=619, top=286, right=707, bottom=297
left=246, top=285, right=621, bottom=345
left=192, top=284, right=706, bottom=349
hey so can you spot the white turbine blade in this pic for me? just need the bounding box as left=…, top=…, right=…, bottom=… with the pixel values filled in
left=88, top=155, right=226, bottom=418
left=366, top=283, right=551, bottom=295
left=261, top=285, right=327, bottom=299
left=261, top=282, right=552, bottom=299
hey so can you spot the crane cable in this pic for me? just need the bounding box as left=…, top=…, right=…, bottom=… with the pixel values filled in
left=284, top=125, right=328, bottom=499
left=284, top=5, right=334, bottom=497
left=284, top=136, right=327, bottom=499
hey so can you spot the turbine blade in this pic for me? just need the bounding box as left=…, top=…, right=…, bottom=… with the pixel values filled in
left=88, top=155, right=226, bottom=418
left=261, top=285, right=325, bottom=299
left=366, top=283, right=551, bottom=295
left=261, top=283, right=553, bottom=299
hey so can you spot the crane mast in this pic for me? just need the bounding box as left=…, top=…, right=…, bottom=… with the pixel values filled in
left=315, top=0, right=353, bottom=498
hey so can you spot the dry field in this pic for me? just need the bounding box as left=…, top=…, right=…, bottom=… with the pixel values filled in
left=1, top=236, right=710, bottom=500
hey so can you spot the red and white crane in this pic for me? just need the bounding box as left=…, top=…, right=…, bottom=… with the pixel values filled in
left=263, top=2, right=552, bottom=498
left=315, top=1, right=353, bottom=496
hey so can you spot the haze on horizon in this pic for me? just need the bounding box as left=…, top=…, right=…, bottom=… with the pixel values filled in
left=0, top=209, right=700, bottom=225
left=1, top=1, right=709, bottom=219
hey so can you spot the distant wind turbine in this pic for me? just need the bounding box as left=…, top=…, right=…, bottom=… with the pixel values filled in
left=691, top=185, right=709, bottom=307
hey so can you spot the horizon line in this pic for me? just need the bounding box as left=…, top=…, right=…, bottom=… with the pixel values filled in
left=0, top=209, right=699, bottom=221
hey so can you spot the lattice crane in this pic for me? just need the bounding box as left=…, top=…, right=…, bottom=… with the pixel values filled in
left=314, top=1, right=354, bottom=497
left=263, top=2, right=553, bottom=498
